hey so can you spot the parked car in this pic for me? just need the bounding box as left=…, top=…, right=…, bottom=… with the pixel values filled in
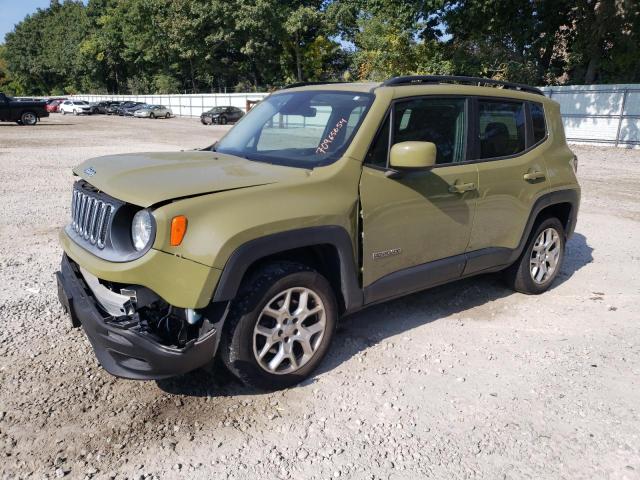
left=123, top=103, right=148, bottom=116
left=106, top=102, right=125, bottom=115
left=110, top=101, right=136, bottom=115
left=0, top=92, right=49, bottom=125
left=46, top=100, right=63, bottom=113
left=200, top=106, right=244, bottom=125
left=60, top=100, right=92, bottom=115
left=134, top=105, right=172, bottom=119
left=117, top=102, right=145, bottom=116
left=56, top=76, right=580, bottom=390
left=89, top=101, right=111, bottom=114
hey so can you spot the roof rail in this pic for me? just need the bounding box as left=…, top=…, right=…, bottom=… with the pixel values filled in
left=281, top=81, right=340, bottom=90
left=382, top=75, right=544, bottom=96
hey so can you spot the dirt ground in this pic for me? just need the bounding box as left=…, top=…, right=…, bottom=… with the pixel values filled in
left=1, top=114, right=639, bottom=480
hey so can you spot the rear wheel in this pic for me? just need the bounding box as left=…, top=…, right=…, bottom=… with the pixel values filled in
left=21, top=111, right=38, bottom=126
left=219, top=262, right=337, bottom=390
left=503, top=217, right=565, bottom=294
left=165, top=112, right=171, bottom=119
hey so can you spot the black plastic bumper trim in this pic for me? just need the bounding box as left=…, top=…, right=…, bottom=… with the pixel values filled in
left=56, top=254, right=218, bottom=380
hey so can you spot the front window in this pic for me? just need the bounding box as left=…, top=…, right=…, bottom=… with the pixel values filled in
left=215, top=91, right=374, bottom=168
left=392, top=97, right=467, bottom=165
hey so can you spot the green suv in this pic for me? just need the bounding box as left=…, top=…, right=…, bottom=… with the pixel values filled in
left=56, top=76, right=580, bottom=389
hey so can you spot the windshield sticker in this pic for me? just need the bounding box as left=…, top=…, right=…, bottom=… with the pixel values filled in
left=316, top=118, right=348, bottom=154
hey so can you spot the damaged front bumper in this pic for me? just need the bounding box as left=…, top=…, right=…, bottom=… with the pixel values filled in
left=56, top=254, right=225, bottom=380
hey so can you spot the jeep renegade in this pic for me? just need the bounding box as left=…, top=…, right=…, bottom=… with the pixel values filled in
left=56, top=76, right=580, bottom=389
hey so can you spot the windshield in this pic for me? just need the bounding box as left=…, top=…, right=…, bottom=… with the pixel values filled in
left=75, top=101, right=88, bottom=105
left=215, top=91, right=373, bottom=168
left=208, top=107, right=226, bottom=113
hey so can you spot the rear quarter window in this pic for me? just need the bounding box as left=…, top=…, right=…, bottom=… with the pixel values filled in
left=530, top=102, right=547, bottom=144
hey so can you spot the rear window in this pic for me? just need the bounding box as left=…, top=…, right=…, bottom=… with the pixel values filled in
left=530, top=102, right=547, bottom=144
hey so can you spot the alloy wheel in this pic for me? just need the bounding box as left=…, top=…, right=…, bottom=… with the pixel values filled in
left=253, top=287, right=327, bottom=375
left=529, top=227, right=561, bottom=284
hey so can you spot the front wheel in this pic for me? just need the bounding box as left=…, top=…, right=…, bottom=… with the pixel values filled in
left=62, top=109, right=66, bottom=115
left=219, top=116, right=227, bottom=125
left=503, top=217, right=565, bottom=294
left=219, top=262, right=337, bottom=390
left=73, top=109, right=78, bottom=116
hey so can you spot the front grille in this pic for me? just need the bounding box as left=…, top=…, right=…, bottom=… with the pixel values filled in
left=71, top=188, right=114, bottom=249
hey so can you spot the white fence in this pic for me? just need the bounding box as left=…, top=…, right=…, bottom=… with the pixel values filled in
left=72, top=84, right=640, bottom=147
left=540, top=84, right=640, bottom=148
left=73, top=92, right=269, bottom=117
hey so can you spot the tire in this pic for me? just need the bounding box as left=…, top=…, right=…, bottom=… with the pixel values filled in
left=73, top=109, right=78, bottom=116
left=219, top=262, right=337, bottom=390
left=149, top=113, right=155, bottom=119
left=62, top=109, right=66, bottom=115
left=20, top=111, right=38, bottom=126
left=503, top=217, right=565, bottom=294
left=165, top=113, right=171, bottom=119
left=219, top=116, right=227, bottom=125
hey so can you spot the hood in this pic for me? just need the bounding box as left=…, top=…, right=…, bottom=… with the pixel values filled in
left=73, top=151, right=308, bottom=207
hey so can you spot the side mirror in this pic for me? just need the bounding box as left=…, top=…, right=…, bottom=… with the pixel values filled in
left=389, top=141, right=437, bottom=169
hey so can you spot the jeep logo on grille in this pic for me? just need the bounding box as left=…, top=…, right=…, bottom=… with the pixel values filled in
left=84, top=166, right=96, bottom=177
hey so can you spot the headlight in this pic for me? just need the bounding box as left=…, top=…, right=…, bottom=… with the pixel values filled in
left=131, top=209, right=153, bottom=251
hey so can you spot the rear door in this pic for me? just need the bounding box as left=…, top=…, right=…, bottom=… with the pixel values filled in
left=359, top=96, right=478, bottom=294
left=465, top=98, right=549, bottom=273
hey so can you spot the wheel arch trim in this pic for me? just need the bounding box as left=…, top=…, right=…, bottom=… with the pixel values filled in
left=211, top=226, right=363, bottom=313
left=509, top=188, right=580, bottom=264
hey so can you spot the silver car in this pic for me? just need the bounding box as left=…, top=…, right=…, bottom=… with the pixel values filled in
left=134, top=105, right=172, bottom=119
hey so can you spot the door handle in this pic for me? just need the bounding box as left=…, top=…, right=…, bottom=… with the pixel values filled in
left=448, top=182, right=476, bottom=194
left=523, top=170, right=546, bottom=181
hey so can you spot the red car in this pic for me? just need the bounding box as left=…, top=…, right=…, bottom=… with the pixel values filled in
left=46, top=99, right=66, bottom=113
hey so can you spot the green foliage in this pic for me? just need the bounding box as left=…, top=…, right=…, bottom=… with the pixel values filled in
left=1, top=0, right=639, bottom=95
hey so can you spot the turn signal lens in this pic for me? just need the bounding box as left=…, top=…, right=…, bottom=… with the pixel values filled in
left=170, top=215, right=188, bottom=246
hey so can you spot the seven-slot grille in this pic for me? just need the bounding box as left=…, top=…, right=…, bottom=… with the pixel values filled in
left=71, top=188, right=114, bottom=249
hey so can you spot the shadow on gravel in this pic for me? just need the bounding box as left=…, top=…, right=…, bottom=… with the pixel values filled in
left=554, top=232, right=594, bottom=287
left=158, top=232, right=593, bottom=397
left=156, top=358, right=264, bottom=398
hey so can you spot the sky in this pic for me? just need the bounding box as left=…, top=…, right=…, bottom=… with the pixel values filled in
left=1, top=0, right=55, bottom=42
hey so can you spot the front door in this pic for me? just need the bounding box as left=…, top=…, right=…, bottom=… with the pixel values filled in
left=359, top=96, right=478, bottom=300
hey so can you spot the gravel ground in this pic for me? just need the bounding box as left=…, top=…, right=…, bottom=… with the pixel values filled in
left=1, top=114, right=639, bottom=480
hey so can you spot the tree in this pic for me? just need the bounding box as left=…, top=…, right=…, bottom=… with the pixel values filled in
left=1, top=0, right=639, bottom=95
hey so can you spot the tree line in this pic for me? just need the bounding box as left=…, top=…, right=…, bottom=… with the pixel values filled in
left=1, top=0, right=639, bottom=96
